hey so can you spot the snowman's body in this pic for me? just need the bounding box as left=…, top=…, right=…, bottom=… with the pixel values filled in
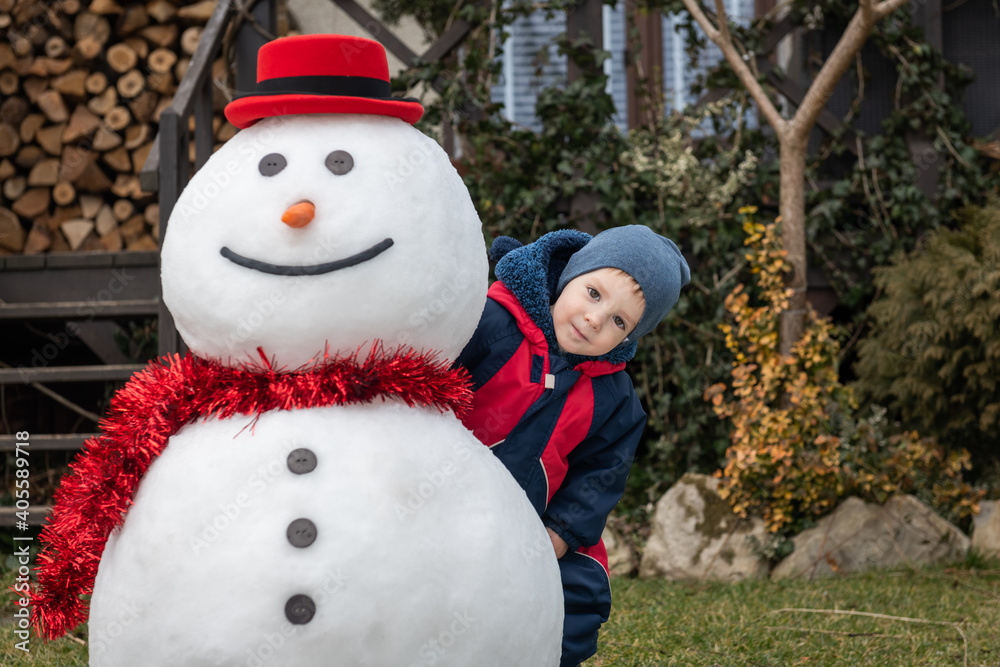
left=84, top=110, right=565, bottom=665
left=90, top=404, right=561, bottom=666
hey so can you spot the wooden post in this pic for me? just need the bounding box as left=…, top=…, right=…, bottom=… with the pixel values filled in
left=235, top=0, right=276, bottom=95
left=565, top=0, right=605, bottom=232
left=194, top=74, right=214, bottom=171
left=906, top=0, right=942, bottom=198
left=910, top=0, right=942, bottom=52
left=157, top=108, right=183, bottom=357
left=625, top=2, right=663, bottom=128
left=566, top=0, right=603, bottom=83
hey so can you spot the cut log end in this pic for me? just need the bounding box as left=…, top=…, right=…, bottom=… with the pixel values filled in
left=52, top=181, right=76, bottom=206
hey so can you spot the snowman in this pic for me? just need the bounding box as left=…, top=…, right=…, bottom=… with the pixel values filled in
left=31, top=34, right=563, bottom=666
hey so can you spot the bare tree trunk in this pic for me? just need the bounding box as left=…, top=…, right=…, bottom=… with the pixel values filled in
left=778, top=136, right=809, bottom=355
left=678, top=0, right=910, bottom=354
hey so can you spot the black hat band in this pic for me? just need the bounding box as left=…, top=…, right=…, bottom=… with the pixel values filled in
left=242, top=75, right=395, bottom=99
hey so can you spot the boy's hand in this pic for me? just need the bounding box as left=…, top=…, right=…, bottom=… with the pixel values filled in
left=546, top=527, right=569, bottom=559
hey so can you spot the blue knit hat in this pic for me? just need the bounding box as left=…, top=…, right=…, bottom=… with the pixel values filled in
left=556, top=225, right=691, bottom=340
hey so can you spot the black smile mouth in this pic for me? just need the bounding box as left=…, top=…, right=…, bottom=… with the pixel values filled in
left=220, top=238, right=394, bottom=276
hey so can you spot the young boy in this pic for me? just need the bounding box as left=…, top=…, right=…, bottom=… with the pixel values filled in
left=456, top=225, right=690, bottom=666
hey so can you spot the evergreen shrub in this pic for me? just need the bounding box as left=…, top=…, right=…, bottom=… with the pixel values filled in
left=853, top=200, right=1000, bottom=467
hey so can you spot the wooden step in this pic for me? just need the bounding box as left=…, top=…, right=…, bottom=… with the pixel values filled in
left=0, top=250, right=158, bottom=271
left=0, top=505, right=51, bottom=527
left=0, top=299, right=160, bottom=319
left=0, top=433, right=97, bottom=451
left=0, top=364, right=145, bottom=384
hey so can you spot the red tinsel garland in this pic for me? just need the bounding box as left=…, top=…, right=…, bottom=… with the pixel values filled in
left=30, top=345, right=472, bottom=640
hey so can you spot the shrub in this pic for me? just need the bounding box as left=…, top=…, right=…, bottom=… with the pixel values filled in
left=836, top=406, right=984, bottom=528
left=710, top=212, right=986, bottom=534
left=853, top=200, right=1000, bottom=468
left=705, top=210, right=853, bottom=534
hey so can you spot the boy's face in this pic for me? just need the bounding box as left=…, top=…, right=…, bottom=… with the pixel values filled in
left=551, top=268, right=645, bottom=357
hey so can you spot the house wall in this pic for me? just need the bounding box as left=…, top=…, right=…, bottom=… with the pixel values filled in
left=283, top=1, right=998, bottom=142
left=285, top=0, right=430, bottom=76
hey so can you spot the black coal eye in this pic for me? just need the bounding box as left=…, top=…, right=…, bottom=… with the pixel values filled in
left=325, top=150, right=354, bottom=176
left=259, top=153, right=287, bottom=176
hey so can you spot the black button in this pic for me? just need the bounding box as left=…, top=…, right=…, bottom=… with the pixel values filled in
left=325, top=150, right=354, bottom=175
left=287, top=448, right=317, bottom=474
left=285, top=594, right=316, bottom=624
left=287, top=518, right=317, bottom=548
left=259, top=153, right=287, bottom=176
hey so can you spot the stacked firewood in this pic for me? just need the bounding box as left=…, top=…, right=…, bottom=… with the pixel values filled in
left=0, top=0, right=237, bottom=254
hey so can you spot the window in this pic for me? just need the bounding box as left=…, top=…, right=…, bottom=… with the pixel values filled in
left=493, top=4, right=628, bottom=131
left=491, top=2, right=755, bottom=131
left=662, top=0, right=755, bottom=113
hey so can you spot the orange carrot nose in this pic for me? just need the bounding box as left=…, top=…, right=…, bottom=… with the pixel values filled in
left=281, top=201, right=315, bottom=228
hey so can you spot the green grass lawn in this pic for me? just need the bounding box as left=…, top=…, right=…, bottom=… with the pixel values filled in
left=2, top=564, right=998, bottom=666
left=587, top=565, right=1000, bottom=667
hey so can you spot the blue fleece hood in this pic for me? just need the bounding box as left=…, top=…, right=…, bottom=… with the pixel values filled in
left=490, top=230, right=640, bottom=366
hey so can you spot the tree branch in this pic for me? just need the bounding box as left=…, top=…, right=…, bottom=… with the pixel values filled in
left=790, top=0, right=909, bottom=140
left=679, top=0, right=787, bottom=137
left=875, top=0, right=912, bottom=19
left=713, top=0, right=732, bottom=48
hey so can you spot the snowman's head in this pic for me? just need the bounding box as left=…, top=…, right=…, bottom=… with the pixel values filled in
left=160, top=113, right=487, bottom=367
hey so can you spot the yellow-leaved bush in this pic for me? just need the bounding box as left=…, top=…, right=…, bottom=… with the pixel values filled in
left=704, top=209, right=852, bottom=533
left=705, top=209, right=983, bottom=534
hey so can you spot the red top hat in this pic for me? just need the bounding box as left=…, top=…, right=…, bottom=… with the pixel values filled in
left=225, top=34, right=423, bottom=129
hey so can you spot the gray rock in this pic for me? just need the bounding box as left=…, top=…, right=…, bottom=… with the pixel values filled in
left=602, top=521, right=637, bottom=577
left=639, top=473, right=769, bottom=582
left=971, top=500, right=1000, bottom=557
left=772, top=495, right=970, bottom=580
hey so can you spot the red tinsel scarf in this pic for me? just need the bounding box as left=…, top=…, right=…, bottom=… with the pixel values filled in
left=30, top=345, right=472, bottom=640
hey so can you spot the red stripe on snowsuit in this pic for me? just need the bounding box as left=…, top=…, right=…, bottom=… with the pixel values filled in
left=578, top=541, right=610, bottom=577
left=538, top=362, right=626, bottom=510
left=540, top=377, right=593, bottom=504
left=461, top=286, right=547, bottom=446
left=461, top=282, right=551, bottom=447
left=461, top=336, right=541, bottom=446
